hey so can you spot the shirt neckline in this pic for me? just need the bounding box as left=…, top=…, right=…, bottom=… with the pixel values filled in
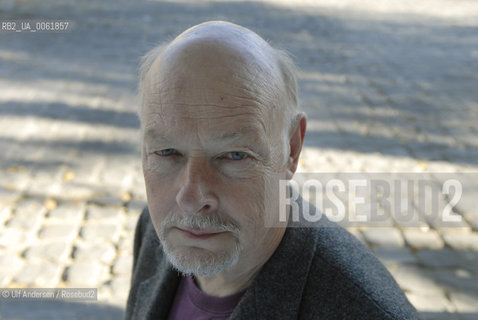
left=185, top=275, right=246, bottom=314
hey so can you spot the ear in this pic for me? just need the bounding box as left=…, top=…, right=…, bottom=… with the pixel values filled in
left=286, top=112, right=307, bottom=179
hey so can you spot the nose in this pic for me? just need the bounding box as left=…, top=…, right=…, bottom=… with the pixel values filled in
left=175, top=156, right=219, bottom=215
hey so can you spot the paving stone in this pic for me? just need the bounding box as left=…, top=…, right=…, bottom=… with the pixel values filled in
left=109, top=276, right=131, bottom=301
left=362, top=228, right=405, bottom=248
left=27, top=176, right=65, bottom=198
left=98, top=264, right=113, bottom=284
left=98, top=284, right=113, bottom=301
left=442, top=232, right=478, bottom=250
left=454, top=177, right=478, bottom=220
left=449, top=291, right=478, bottom=316
left=0, top=205, right=12, bottom=226
left=14, top=198, right=47, bottom=216
left=98, top=166, right=138, bottom=190
left=426, top=162, right=459, bottom=173
left=112, top=255, right=133, bottom=275
left=403, top=228, right=444, bottom=249
left=69, top=165, right=102, bottom=187
left=47, top=204, right=84, bottom=220
left=90, top=196, right=124, bottom=207
left=373, top=248, right=417, bottom=266
left=467, top=217, right=478, bottom=232
left=65, top=262, right=102, bottom=286
left=0, top=228, right=28, bottom=249
left=385, top=189, right=426, bottom=227
left=80, top=224, right=120, bottom=241
left=2, top=171, right=31, bottom=192
left=457, top=251, right=478, bottom=275
left=406, top=292, right=456, bottom=314
left=117, top=235, right=133, bottom=253
left=416, top=249, right=464, bottom=269
left=462, top=209, right=478, bottom=225
left=349, top=203, right=395, bottom=228
left=428, top=217, right=471, bottom=231
left=53, top=183, right=97, bottom=200
left=38, top=224, right=77, bottom=240
left=23, top=242, right=70, bottom=262
left=0, top=187, right=20, bottom=204
left=440, top=227, right=473, bottom=235
left=73, top=242, right=116, bottom=264
left=13, top=261, right=62, bottom=286
left=7, top=199, right=46, bottom=231
left=422, top=189, right=471, bottom=230
left=431, top=269, right=478, bottom=293
left=86, top=205, right=123, bottom=220
left=6, top=206, right=44, bottom=231
left=0, top=254, right=25, bottom=286
left=410, top=179, right=471, bottom=229
left=390, top=265, right=444, bottom=294
left=126, top=199, right=147, bottom=215
left=125, top=214, right=140, bottom=231
left=418, top=311, right=461, bottom=320
left=430, top=218, right=468, bottom=234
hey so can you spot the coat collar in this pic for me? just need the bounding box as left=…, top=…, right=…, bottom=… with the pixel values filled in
left=132, top=235, right=180, bottom=319
left=229, top=226, right=315, bottom=319
left=230, top=194, right=318, bottom=319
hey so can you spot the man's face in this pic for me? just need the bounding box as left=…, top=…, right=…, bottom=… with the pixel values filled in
left=141, top=39, right=289, bottom=277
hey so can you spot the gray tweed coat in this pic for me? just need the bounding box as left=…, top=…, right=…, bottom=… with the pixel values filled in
left=125, top=199, right=419, bottom=319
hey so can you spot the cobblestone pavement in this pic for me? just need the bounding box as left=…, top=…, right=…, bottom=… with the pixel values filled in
left=1, top=0, right=477, bottom=319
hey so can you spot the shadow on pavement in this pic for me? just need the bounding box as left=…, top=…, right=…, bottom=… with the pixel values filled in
left=0, top=300, right=124, bottom=320
left=1, top=0, right=477, bottom=165
left=420, top=312, right=478, bottom=320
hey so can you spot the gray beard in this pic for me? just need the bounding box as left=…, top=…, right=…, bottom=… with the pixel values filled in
left=162, top=238, right=241, bottom=277
left=159, top=212, right=242, bottom=277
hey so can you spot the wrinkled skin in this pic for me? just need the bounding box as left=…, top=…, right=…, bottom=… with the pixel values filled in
left=141, top=21, right=306, bottom=297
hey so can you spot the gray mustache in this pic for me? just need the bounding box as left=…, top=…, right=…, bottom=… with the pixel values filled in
left=161, top=212, right=240, bottom=235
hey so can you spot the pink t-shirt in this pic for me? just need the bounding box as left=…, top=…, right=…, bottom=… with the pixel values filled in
left=167, top=275, right=245, bottom=320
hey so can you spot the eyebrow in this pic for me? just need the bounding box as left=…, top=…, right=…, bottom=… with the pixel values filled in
left=143, top=129, right=172, bottom=144
left=143, top=125, right=265, bottom=145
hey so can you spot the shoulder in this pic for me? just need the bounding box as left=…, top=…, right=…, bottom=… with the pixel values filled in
left=296, top=224, right=419, bottom=319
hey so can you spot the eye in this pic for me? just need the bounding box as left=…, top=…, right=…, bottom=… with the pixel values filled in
left=154, top=148, right=177, bottom=157
left=224, top=151, right=249, bottom=160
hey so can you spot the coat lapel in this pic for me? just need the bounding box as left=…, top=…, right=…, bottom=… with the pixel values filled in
left=132, top=246, right=180, bottom=319
left=230, top=226, right=315, bottom=320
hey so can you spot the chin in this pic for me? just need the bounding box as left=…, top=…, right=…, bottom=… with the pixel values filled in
left=163, top=243, right=241, bottom=277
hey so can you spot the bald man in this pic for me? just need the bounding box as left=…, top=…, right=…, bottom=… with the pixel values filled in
left=125, top=21, right=418, bottom=320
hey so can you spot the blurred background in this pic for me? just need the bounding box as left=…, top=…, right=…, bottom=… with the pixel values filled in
left=0, top=0, right=477, bottom=319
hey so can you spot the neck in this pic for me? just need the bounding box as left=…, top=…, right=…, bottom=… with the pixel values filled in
left=195, top=266, right=260, bottom=297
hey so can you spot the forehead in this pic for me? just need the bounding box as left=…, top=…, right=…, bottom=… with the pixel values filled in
left=141, top=35, right=286, bottom=144
left=143, top=67, right=271, bottom=139
left=145, top=56, right=275, bottom=114
left=142, top=101, right=267, bottom=144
